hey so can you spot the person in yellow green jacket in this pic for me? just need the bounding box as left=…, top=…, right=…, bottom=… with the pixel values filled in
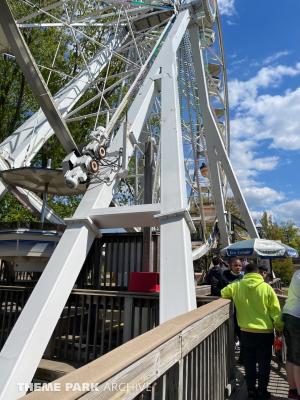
left=221, top=263, right=283, bottom=400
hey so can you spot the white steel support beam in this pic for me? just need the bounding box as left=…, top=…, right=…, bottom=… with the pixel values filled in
left=0, top=81, right=156, bottom=400
left=0, top=0, right=78, bottom=154
left=0, top=12, right=188, bottom=399
left=159, top=10, right=196, bottom=323
left=189, top=24, right=259, bottom=241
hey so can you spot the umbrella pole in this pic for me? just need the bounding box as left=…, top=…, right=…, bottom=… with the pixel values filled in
left=41, top=183, right=48, bottom=228
left=269, top=259, right=273, bottom=280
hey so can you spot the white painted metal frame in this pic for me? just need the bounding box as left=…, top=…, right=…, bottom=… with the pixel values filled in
left=159, top=10, right=196, bottom=322
left=189, top=24, right=258, bottom=243
left=0, top=10, right=192, bottom=399
left=0, top=3, right=259, bottom=398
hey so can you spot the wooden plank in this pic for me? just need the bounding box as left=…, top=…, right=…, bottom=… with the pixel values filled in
left=181, top=303, right=230, bottom=357
left=177, top=359, right=184, bottom=400
left=35, top=359, right=76, bottom=382
left=195, top=285, right=211, bottom=296
left=80, top=336, right=181, bottom=400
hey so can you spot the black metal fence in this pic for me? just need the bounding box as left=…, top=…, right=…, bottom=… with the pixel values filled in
left=0, top=233, right=160, bottom=289
left=0, top=285, right=32, bottom=349
left=77, top=233, right=159, bottom=290
left=0, top=233, right=212, bottom=367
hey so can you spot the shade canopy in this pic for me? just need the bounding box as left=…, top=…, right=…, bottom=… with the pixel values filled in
left=1, top=167, right=86, bottom=195
left=221, top=239, right=299, bottom=259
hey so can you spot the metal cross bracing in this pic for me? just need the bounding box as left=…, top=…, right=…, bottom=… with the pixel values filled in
left=0, top=0, right=258, bottom=398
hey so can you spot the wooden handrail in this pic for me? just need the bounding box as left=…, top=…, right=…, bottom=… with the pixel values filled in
left=0, top=285, right=211, bottom=298
left=23, top=299, right=231, bottom=399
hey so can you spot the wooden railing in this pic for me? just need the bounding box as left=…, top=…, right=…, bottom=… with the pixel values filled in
left=23, top=299, right=234, bottom=400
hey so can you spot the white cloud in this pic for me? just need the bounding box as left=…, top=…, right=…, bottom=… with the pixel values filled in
left=263, top=51, right=290, bottom=65
left=250, top=210, right=265, bottom=222
left=227, top=62, right=300, bottom=223
left=228, top=62, right=300, bottom=172
left=229, top=63, right=300, bottom=109
left=271, top=200, right=300, bottom=225
left=242, top=187, right=284, bottom=209
left=231, top=90, right=300, bottom=151
left=230, top=137, right=279, bottom=189
left=218, top=0, right=235, bottom=16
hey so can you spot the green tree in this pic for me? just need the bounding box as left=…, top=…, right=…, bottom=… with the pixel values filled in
left=0, top=192, right=38, bottom=223
left=260, top=212, right=300, bottom=252
left=260, top=211, right=283, bottom=240
left=272, top=258, right=295, bottom=286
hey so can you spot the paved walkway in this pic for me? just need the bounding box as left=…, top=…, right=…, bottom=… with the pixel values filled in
left=230, top=357, right=289, bottom=399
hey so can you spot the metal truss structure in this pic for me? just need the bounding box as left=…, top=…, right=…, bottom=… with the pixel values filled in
left=0, top=0, right=258, bottom=398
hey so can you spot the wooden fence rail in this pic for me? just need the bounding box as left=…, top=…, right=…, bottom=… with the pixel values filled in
left=23, top=299, right=234, bottom=400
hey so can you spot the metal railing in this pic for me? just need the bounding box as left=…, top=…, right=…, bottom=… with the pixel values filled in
left=0, top=286, right=159, bottom=364
left=46, top=289, right=159, bottom=364
left=269, top=278, right=282, bottom=290
left=0, top=285, right=211, bottom=364
left=0, top=285, right=32, bottom=349
left=77, top=233, right=159, bottom=290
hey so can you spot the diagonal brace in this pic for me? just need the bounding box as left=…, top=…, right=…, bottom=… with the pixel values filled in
left=0, top=0, right=78, bottom=154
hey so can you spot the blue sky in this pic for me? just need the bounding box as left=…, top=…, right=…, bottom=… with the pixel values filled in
left=218, top=0, right=300, bottom=225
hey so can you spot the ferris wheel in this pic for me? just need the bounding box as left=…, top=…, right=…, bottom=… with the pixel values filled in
left=0, top=1, right=258, bottom=398
left=0, top=0, right=229, bottom=243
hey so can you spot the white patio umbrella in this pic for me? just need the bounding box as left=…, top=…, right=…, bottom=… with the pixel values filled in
left=221, top=239, right=299, bottom=259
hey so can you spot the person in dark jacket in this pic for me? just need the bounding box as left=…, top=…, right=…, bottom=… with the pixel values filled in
left=205, top=256, right=227, bottom=296
left=220, top=257, right=244, bottom=289
left=219, top=258, right=244, bottom=363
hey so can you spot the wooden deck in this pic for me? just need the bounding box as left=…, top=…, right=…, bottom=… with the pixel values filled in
left=22, top=299, right=234, bottom=400
left=230, top=357, right=289, bottom=400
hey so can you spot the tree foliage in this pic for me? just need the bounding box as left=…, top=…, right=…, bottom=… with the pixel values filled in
left=272, top=258, right=295, bottom=286
left=259, top=211, right=299, bottom=284
left=260, top=211, right=300, bottom=252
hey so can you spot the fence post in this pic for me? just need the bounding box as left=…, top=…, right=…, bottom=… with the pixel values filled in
left=123, top=296, right=134, bottom=342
